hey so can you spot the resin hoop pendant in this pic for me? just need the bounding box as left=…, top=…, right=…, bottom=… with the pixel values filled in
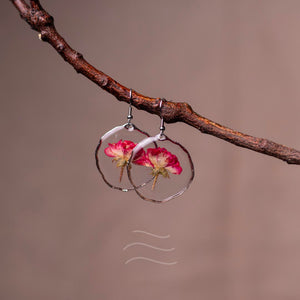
left=95, top=123, right=151, bottom=192
left=127, top=134, right=194, bottom=203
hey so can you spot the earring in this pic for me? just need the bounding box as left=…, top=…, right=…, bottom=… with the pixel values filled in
left=127, top=98, right=194, bottom=203
left=95, top=89, right=152, bottom=192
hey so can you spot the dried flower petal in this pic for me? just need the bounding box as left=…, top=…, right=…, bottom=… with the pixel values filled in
left=104, top=139, right=137, bottom=182
left=134, top=147, right=182, bottom=189
left=147, top=148, right=182, bottom=175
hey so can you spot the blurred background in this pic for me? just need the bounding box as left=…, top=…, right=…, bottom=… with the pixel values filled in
left=1, top=0, right=300, bottom=299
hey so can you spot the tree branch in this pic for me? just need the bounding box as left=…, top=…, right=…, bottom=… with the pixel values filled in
left=10, top=0, right=300, bottom=165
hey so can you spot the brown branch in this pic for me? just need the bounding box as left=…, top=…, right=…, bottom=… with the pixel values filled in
left=10, top=0, right=300, bottom=165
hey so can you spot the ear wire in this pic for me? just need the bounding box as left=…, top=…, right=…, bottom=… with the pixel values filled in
left=159, top=98, right=166, bottom=137
left=127, top=89, right=133, bottom=124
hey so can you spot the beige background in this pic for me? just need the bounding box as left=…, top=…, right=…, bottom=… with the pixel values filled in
left=1, top=1, right=300, bottom=299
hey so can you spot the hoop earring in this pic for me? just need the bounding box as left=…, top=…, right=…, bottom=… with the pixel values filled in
left=127, top=98, right=194, bottom=203
left=95, top=89, right=153, bottom=192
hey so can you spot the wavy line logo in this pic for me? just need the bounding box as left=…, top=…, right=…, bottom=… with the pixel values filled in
left=123, top=230, right=178, bottom=266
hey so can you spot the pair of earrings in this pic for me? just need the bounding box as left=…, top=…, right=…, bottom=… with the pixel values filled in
left=95, top=89, right=194, bottom=203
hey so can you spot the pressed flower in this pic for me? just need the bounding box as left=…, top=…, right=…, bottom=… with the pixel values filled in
left=104, top=140, right=137, bottom=182
left=135, top=147, right=182, bottom=190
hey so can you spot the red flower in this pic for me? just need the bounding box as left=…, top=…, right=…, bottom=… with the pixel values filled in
left=104, top=140, right=137, bottom=182
left=135, top=147, right=182, bottom=189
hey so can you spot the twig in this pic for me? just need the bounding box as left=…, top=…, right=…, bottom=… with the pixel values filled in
left=10, top=0, right=300, bottom=165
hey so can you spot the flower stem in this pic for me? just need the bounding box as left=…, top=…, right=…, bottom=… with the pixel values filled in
left=119, top=165, right=125, bottom=182
left=152, top=174, right=159, bottom=190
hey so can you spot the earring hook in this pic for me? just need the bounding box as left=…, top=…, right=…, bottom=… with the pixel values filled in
left=127, top=89, right=133, bottom=125
left=159, top=98, right=166, bottom=138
